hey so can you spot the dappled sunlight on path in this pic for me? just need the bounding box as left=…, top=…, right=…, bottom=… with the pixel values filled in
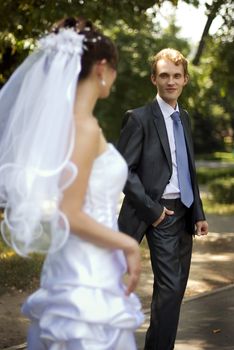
left=136, top=213, right=234, bottom=350
left=137, top=230, right=234, bottom=311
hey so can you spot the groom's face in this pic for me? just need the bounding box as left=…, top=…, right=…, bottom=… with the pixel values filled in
left=151, top=59, right=188, bottom=108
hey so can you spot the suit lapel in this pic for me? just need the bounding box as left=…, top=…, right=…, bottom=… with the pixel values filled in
left=151, top=100, right=172, bottom=173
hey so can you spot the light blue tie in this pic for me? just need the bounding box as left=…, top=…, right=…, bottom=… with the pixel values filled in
left=171, top=111, right=194, bottom=208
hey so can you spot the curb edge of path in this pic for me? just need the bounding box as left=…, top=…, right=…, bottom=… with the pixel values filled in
left=142, top=283, right=234, bottom=316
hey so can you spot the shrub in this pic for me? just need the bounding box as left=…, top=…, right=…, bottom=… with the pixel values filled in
left=209, top=177, right=234, bottom=204
left=196, top=167, right=234, bottom=184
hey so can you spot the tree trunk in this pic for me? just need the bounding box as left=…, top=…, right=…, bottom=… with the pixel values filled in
left=193, top=0, right=223, bottom=66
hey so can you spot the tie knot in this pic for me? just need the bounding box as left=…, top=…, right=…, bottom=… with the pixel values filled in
left=171, top=111, right=180, bottom=122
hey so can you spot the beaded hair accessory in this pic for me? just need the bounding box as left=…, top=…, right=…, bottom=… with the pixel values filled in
left=39, top=28, right=84, bottom=54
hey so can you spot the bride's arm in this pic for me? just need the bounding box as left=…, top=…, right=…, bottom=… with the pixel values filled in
left=60, top=118, right=141, bottom=295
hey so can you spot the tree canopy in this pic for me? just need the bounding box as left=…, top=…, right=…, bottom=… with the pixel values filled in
left=0, top=0, right=233, bottom=153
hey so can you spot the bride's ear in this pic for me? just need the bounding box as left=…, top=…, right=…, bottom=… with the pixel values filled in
left=95, top=59, right=107, bottom=77
left=95, top=59, right=107, bottom=86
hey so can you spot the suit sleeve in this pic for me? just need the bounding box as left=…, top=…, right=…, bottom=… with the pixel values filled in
left=117, top=111, right=163, bottom=225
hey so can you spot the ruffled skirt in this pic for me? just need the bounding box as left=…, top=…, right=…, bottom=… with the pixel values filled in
left=22, top=233, right=144, bottom=350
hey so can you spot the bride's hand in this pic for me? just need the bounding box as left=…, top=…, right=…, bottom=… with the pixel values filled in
left=123, top=238, right=141, bottom=296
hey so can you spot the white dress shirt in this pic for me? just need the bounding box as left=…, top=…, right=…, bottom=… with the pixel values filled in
left=156, top=94, right=181, bottom=199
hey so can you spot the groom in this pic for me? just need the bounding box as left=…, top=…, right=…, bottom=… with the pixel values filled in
left=117, top=48, right=208, bottom=350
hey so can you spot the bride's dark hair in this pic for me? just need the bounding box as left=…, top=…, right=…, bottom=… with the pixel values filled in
left=51, top=17, right=118, bottom=80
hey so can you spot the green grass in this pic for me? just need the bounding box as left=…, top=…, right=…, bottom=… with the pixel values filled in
left=196, top=152, right=234, bottom=184
left=197, top=167, right=234, bottom=184
left=196, top=151, right=234, bottom=162
left=0, top=239, right=43, bottom=295
left=214, top=152, right=234, bottom=162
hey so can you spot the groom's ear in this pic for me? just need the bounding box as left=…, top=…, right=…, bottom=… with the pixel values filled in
left=151, top=74, right=157, bottom=87
left=183, top=74, right=189, bottom=86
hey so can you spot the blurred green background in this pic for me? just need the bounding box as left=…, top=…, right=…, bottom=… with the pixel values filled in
left=0, top=0, right=234, bottom=153
left=0, top=0, right=233, bottom=291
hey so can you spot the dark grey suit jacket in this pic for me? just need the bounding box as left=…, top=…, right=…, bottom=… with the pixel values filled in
left=117, top=99, right=205, bottom=242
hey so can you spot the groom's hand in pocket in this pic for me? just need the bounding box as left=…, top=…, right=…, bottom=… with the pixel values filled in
left=152, top=207, right=174, bottom=228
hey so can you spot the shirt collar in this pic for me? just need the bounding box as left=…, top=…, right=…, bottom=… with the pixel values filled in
left=156, top=94, right=179, bottom=120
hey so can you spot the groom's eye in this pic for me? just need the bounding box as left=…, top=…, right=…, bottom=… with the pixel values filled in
left=159, top=73, right=168, bottom=79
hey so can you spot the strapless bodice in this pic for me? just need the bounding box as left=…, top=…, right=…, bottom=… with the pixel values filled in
left=82, top=143, right=128, bottom=230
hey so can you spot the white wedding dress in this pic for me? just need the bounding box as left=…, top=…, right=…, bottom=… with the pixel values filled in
left=22, top=143, right=144, bottom=350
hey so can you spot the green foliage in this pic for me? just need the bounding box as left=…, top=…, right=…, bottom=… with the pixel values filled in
left=0, top=0, right=157, bottom=36
left=207, top=38, right=234, bottom=143
left=0, top=0, right=157, bottom=85
left=0, top=0, right=233, bottom=152
left=182, top=0, right=234, bottom=154
left=0, top=33, right=33, bottom=86
left=188, top=0, right=234, bottom=154
left=196, top=152, right=234, bottom=162
left=209, top=177, right=234, bottom=204
left=196, top=166, right=234, bottom=184
left=180, top=53, right=233, bottom=154
left=213, top=152, right=234, bottom=162
left=183, top=60, right=228, bottom=151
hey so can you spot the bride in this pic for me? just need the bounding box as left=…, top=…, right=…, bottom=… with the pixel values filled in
left=0, top=17, right=144, bottom=349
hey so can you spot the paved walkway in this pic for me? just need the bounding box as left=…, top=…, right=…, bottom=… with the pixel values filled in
left=4, top=284, right=234, bottom=350
left=136, top=284, right=234, bottom=350
left=136, top=170, right=234, bottom=350
left=4, top=285, right=234, bottom=350
left=135, top=212, right=234, bottom=350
